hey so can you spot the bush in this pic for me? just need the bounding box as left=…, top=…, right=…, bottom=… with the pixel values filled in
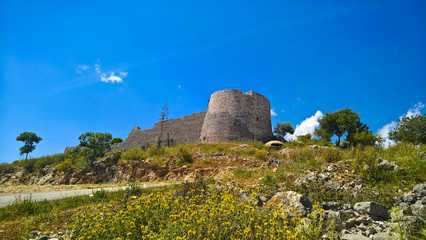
left=146, top=145, right=165, bottom=157
left=175, top=146, right=193, bottom=165
left=56, top=160, right=72, bottom=172
left=233, top=168, right=254, bottom=180
left=260, top=173, right=276, bottom=187
left=122, top=148, right=146, bottom=161
left=320, top=148, right=343, bottom=163
left=0, top=162, right=15, bottom=173
left=254, top=150, right=269, bottom=161
left=289, top=147, right=316, bottom=163
left=112, top=138, right=123, bottom=144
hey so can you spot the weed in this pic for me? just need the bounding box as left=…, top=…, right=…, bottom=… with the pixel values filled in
left=233, top=168, right=254, bottom=180
left=254, top=149, right=269, bottom=161
left=175, top=146, right=193, bottom=165
left=260, top=173, right=276, bottom=187
left=122, top=148, right=146, bottom=161
left=320, top=147, right=343, bottom=163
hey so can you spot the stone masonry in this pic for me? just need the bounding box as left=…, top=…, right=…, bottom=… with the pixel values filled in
left=200, top=89, right=273, bottom=142
left=116, top=89, right=273, bottom=151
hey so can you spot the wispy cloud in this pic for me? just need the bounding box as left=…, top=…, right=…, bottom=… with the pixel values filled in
left=100, top=72, right=127, bottom=84
left=77, top=62, right=127, bottom=84
left=286, top=110, right=324, bottom=141
left=76, top=64, right=89, bottom=74
left=377, top=102, right=425, bottom=148
left=270, top=108, right=277, bottom=117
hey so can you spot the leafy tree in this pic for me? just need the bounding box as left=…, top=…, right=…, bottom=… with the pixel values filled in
left=389, top=114, right=426, bottom=145
left=273, top=122, right=294, bottom=142
left=351, top=131, right=383, bottom=147
left=297, top=134, right=312, bottom=144
left=112, top=138, right=123, bottom=144
left=72, top=132, right=112, bottom=169
left=16, top=132, right=42, bottom=160
left=315, top=108, right=369, bottom=146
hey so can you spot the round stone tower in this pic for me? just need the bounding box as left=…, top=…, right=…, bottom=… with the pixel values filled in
left=200, top=89, right=274, bottom=143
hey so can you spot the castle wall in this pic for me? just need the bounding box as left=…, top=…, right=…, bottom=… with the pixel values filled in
left=200, top=89, right=273, bottom=142
left=117, top=111, right=206, bottom=151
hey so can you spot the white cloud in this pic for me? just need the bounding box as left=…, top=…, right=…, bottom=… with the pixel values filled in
left=77, top=62, right=127, bottom=84
left=286, top=110, right=324, bottom=141
left=100, top=72, right=127, bottom=84
left=377, top=102, right=424, bottom=148
left=76, top=64, right=89, bottom=74
left=406, top=102, right=425, bottom=118
left=270, top=108, right=277, bottom=117
left=94, top=64, right=101, bottom=74
left=377, top=122, right=397, bottom=148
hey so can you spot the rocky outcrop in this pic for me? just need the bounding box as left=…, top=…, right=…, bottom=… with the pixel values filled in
left=395, top=183, right=426, bottom=217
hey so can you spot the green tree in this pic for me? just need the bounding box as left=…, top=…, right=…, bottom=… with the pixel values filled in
left=389, top=114, right=426, bottom=145
left=16, top=132, right=42, bottom=160
left=273, top=122, right=294, bottom=142
left=112, top=138, right=123, bottom=144
left=315, top=108, right=369, bottom=146
left=297, top=134, right=312, bottom=144
left=351, top=131, right=383, bottom=147
left=72, top=132, right=112, bottom=168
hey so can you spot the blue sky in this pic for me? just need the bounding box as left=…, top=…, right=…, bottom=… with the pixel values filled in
left=1, top=1, right=425, bottom=163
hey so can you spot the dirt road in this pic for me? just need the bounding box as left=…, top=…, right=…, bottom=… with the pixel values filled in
left=0, top=182, right=172, bottom=207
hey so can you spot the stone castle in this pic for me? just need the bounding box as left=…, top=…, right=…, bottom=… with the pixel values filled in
left=116, top=89, right=273, bottom=151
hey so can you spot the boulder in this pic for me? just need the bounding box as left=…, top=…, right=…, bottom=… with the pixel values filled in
left=412, top=183, right=426, bottom=197
left=341, top=233, right=369, bottom=240
left=354, top=202, right=389, bottom=220
left=267, top=191, right=312, bottom=216
left=376, top=159, right=404, bottom=172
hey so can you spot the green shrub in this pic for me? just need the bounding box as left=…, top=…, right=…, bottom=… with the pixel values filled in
left=122, top=148, right=146, bottom=161
left=254, top=150, right=269, bottom=161
left=104, top=151, right=121, bottom=166
left=0, top=162, right=14, bottom=173
left=320, top=148, right=343, bottom=163
left=260, top=173, right=276, bottom=187
left=112, top=138, right=123, bottom=144
left=92, top=189, right=109, bottom=202
left=233, top=168, right=254, bottom=180
left=175, top=146, right=193, bottom=165
left=56, top=160, right=72, bottom=172
left=289, top=147, right=316, bottom=162
left=146, top=145, right=165, bottom=157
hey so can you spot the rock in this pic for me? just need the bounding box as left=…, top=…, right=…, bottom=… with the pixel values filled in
left=412, top=183, right=426, bottom=197
left=344, top=216, right=373, bottom=228
left=341, top=233, right=369, bottom=240
left=265, top=140, right=284, bottom=148
left=354, top=202, right=389, bottom=220
left=267, top=191, right=312, bottom=216
left=321, top=202, right=341, bottom=211
left=372, top=232, right=399, bottom=240
left=376, top=160, right=404, bottom=172
left=410, top=200, right=425, bottom=217
left=402, top=193, right=416, bottom=203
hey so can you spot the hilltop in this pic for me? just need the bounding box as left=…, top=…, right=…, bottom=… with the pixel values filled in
left=0, top=141, right=425, bottom=239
